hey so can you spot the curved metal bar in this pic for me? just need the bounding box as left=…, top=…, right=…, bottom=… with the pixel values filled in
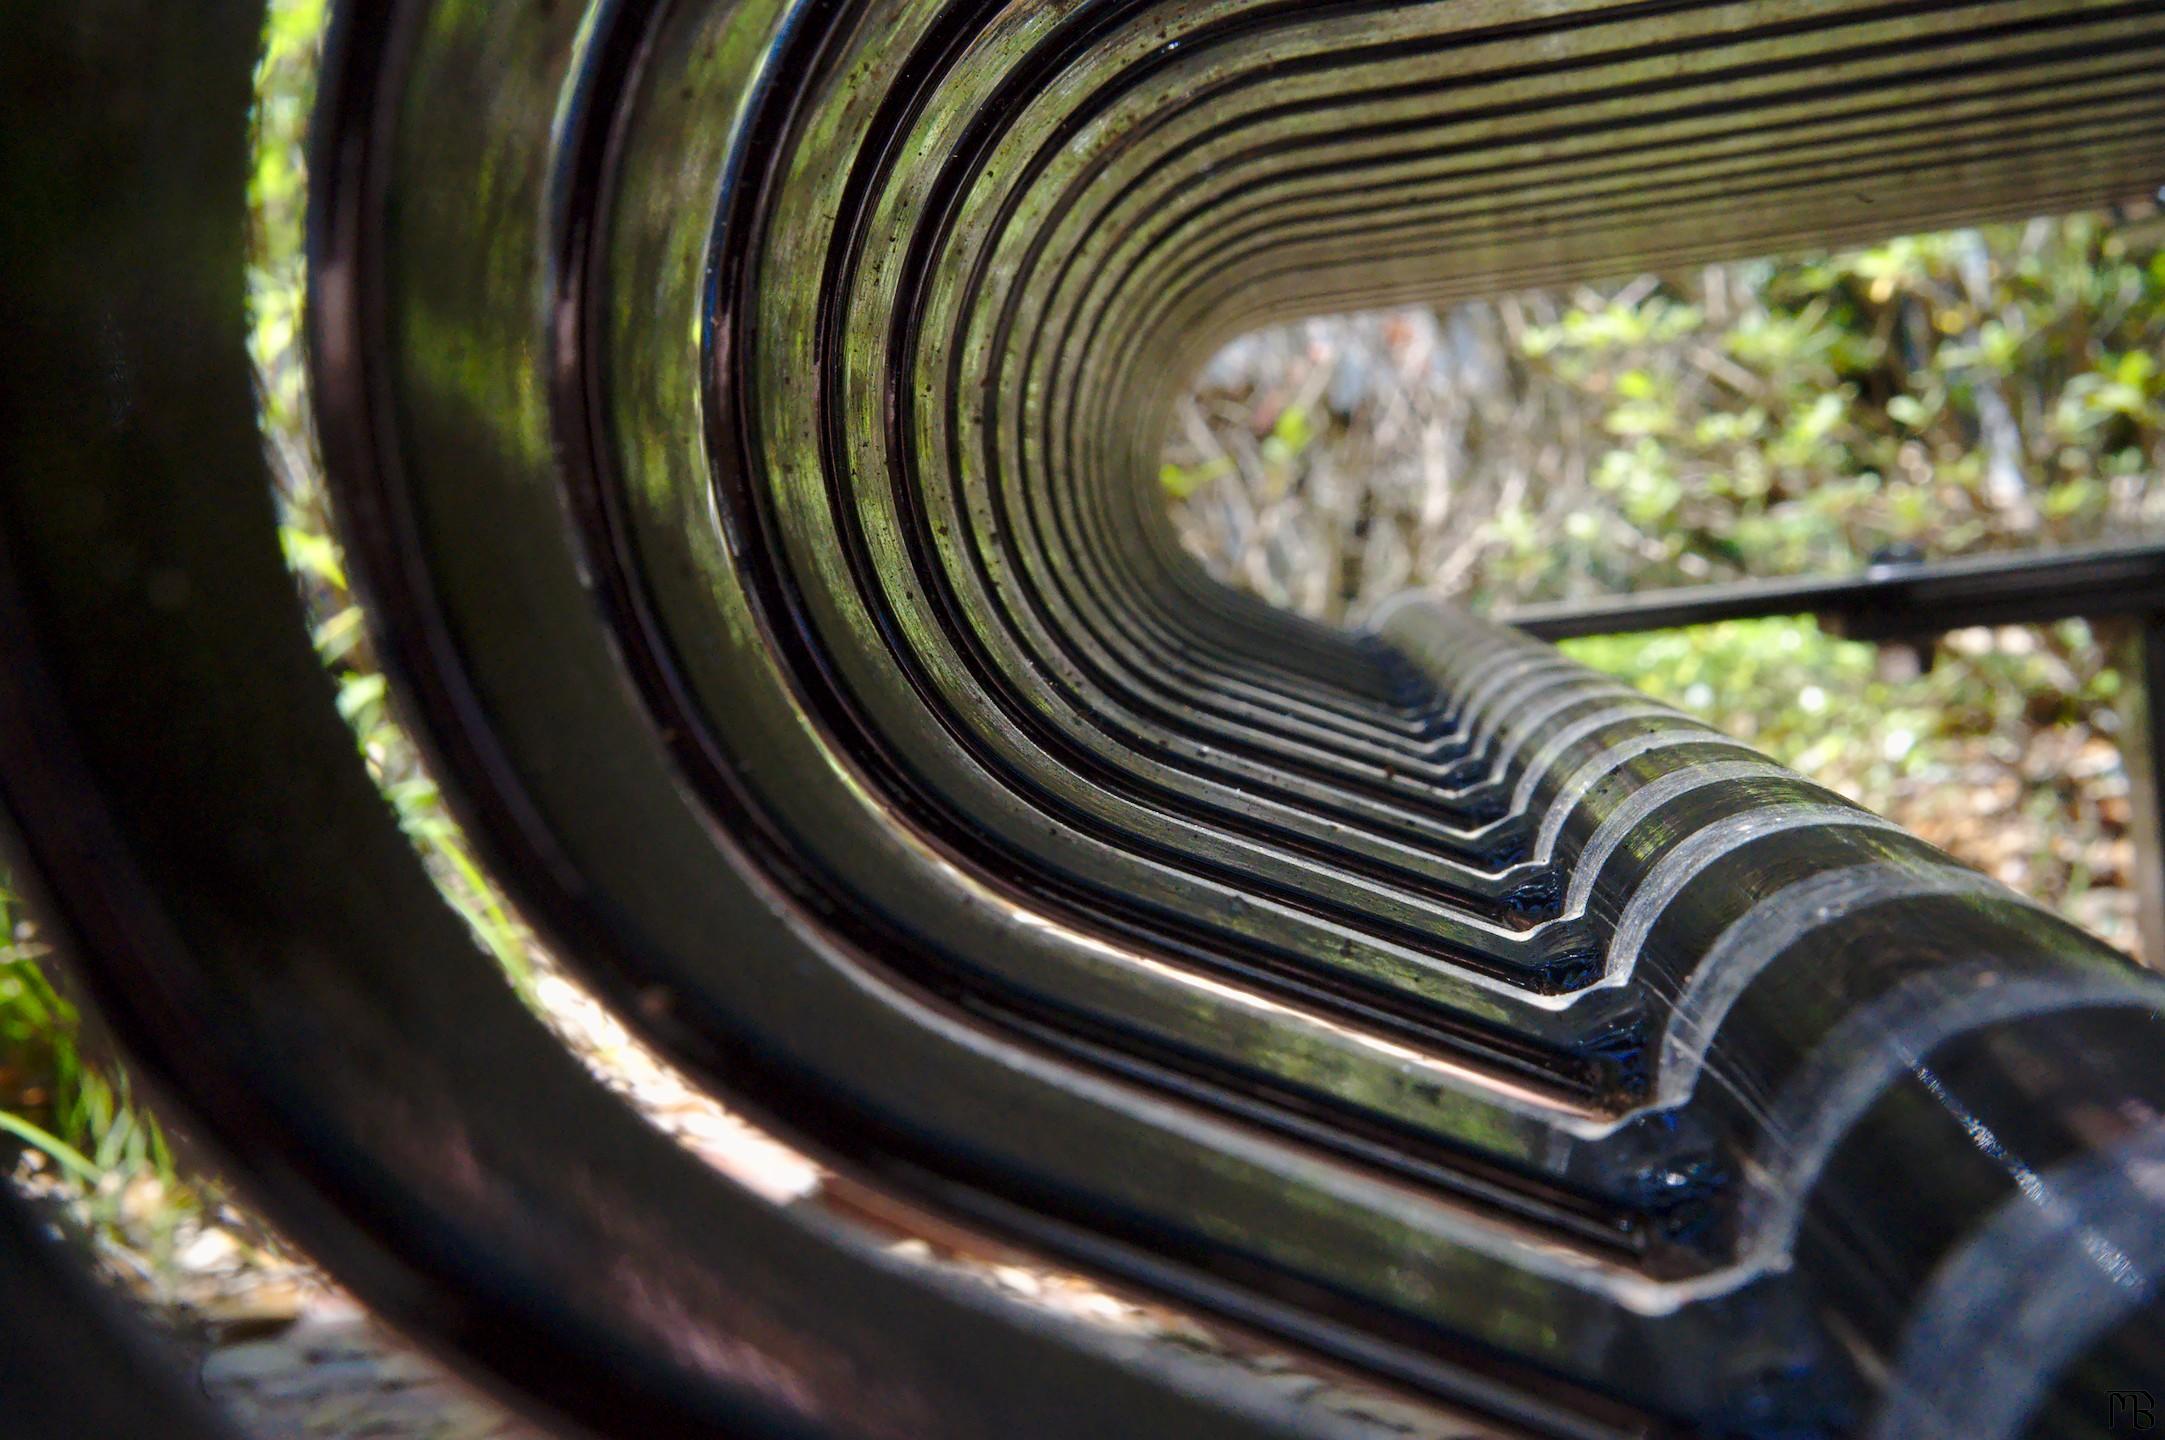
left=4, top=0, right=2164, bottom=1435
left=0, top=1187, right=237, bottom=1440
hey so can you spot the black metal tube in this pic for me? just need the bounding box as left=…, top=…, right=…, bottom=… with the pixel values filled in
left=3, top=1, right=2163, bottom=1436
left=1502, top=540, right=2165, bottom=642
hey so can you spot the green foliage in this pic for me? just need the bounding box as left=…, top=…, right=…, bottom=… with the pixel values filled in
left=0, top=882, right=73, bottom=1142
left=247, top=0, right=537, bottom=1006
left=1265, top=401, right=1315, bottom=460
left=1, top=881, right=186, bottom=1241
left=330, top=668, right=538, bottom=1005
left=1489, top=214, right=2165, bottom=602
left=1561, top=616, right=2120, bottom=790
left=247, top=0, right=326, bottom=452
left=1160, top=455, right=1230, bottom=500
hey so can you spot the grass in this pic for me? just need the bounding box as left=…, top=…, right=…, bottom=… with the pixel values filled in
left=2, top=878, right=195, bottom=1266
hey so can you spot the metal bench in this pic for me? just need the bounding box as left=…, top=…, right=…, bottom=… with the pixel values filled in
left=4, top=2, right=2164, bottom=1435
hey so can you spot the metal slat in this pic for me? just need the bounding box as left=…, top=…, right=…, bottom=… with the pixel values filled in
left=3, top=1, right=2164, bottom=1435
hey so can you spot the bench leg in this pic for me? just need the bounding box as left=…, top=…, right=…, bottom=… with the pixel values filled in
left=2109, top=614, right=2165, bottom=967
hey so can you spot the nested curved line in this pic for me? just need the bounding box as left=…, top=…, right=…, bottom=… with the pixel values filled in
left=1152, top=123, right=2165, bottom=356
left=1053, top=0, right=2150, bottom=356
left=632, top=0, right=2139, bottom=1247
left=1038, top=0, right=2144, bottom=387
left=1045, top=11, right=2158, bottom=565
left=908, top=0, right=1692, bottom=692
left=1110, top=47, right=2165, bottom=301
left=744, top=123, right=1844, bottom=1017
left=955, top=0, right=1789, bottom=713
left=875, top=463, right=1643, bottom=860
left=671, top=168, right=2043, bottom=1255
left=775, top=33, right=1593, bottom=944
left=287, top=0, right=2165, bottom=1420
left=329, top=0, right=1792, bottom=1411
left=874, top=5, right=2147, bottom=1078
left=1108, top=72, right=2165, bottom=343
left=632, top=0, right=1680, bottom=1126
left=1021, top=0, right=2121, bottom=571
left=15, top=0, right=2165, bottom=1431
left=762, top=151, right=1628, bottom=1009
left=818, top=30, right=1584, bottom=887
left=853, top=5, right=1853, bottom=913
left=575, top=0, right=1775, bottom=1221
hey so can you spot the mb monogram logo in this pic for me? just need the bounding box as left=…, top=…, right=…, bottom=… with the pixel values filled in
left=2113, top=1392, right=2158, bottom=1431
